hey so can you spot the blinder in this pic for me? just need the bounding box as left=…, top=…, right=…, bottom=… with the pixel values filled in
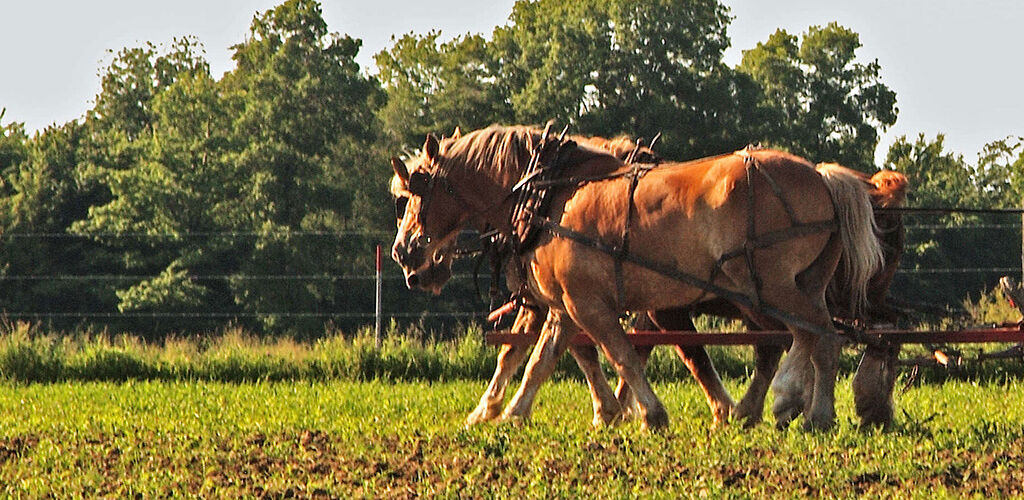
left=394, top=196, right=409, bottom=220
left=408, top=171, right=431, bottom=196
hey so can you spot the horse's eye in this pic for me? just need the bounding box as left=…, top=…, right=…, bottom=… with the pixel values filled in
left=408, top=171, right=431, bottom=196
left=395, top=196, right=409, bottom=220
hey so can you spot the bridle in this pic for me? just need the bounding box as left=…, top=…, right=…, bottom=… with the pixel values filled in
left=395, top=155, right=469, bottom=246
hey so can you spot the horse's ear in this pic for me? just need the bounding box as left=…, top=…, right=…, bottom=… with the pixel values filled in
left=423, top=134, right=440, bottom=161
left=452, top=126, right=461, bottom=139
left=391, top=156, right=409, bottom=182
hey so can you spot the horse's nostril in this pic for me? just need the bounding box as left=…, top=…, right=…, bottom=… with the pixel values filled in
left=406, top=273, right=420, bottom=288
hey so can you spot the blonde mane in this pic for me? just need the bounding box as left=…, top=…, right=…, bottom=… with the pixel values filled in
left=436, top=125, right=538, bottom=181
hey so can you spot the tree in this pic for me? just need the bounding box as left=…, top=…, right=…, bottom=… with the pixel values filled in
left=0, top=121, right=121, bottom=327
left=375, top=31, right=512, bottom=149
left=974, top=137, right=1024, bottom=209
left=69, top=40, right=230, bottom=333
left=488, top=0, right=759, bottom=159
left=0, top=110, right=28, bottom=179
left=883, top=134, right=1019, bottom=307
left=884, top=134, right=973, bottom=208
left=214, top=0, right=386, bottom=333
left=739, top=23, right=897, bottom=170
left=72, top=0, right=389, bottom=335
left=580, top=0, right=759, bottom=158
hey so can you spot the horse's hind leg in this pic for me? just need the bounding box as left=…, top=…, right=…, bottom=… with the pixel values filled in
left=721, top=262, right=839, bottom=430
left=612, top=344, right=652, bottom=421
left=466, top=343, right=531, bottom=425
left=852, top=343, right=900, bottom=428
left=770, top=299, right=841, bottom=431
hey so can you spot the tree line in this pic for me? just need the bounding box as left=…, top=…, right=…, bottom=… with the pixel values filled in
left=0, top=0, right=1021, bottom=336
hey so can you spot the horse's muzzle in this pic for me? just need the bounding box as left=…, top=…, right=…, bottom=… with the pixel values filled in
left=392, top=239, right=452, bottom=294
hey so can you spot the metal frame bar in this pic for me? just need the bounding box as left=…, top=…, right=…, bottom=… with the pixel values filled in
left=485, top=325, right=1024, bottom=347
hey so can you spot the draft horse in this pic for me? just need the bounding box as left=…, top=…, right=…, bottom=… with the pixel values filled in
left=391, top=125, right=883, bottom=430
left=465, top=164, right=907, bottom=429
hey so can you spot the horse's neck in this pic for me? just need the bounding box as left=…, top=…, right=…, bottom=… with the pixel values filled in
left=467, top=146, right=626, bottom=236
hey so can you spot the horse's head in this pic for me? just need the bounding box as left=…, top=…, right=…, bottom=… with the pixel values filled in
left=390, top=134, right=474, bottom=293
left=575, top=134, right=663, bottom=164
left=868, top=170, right=909, bottom=208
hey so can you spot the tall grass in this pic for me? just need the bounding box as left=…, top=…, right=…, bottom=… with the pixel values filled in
left=0, top=318, right=624, bottom=384
left=2, top=290, right=1022, bottom=386
left=0, top=320, right=499, bottom=384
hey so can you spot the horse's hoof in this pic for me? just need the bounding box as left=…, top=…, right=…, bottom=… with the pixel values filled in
left=732, top=409, right=762, bottom=429
left=465, top=406, right=501, bottom=426
left=773, top=403, right=801, bottom=429
left=802, top=412, right=836, bottom=432
left=641, top=407, right=670, bottom=431
left=591, top=414, right=621, bottom=429
left=591, top=409, right=623, bottom=428
left=857, top=406, right=894, bottom=430
left=498, top=413, right=529, bottom=427
left=465, top=413, right=488, bottom=426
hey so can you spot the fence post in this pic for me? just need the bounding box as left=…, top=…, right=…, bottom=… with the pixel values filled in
left=375, top=244, right=383, bottom=348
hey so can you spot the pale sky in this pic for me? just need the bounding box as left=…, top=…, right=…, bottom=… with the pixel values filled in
left=1, top=0, right=1021, bottom=164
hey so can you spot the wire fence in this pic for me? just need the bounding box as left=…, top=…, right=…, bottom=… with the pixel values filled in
left=0, top=216, right=1021, bottom=324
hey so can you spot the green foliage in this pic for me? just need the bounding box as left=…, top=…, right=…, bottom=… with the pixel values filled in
left=0, top=111, right=28, bottom=174
left=16, top=0, right=390, bottom=335
left=0, top=0, right=1019, bottom=337
left=883, top=134, right=1022, bottom=307
left=0, top=322, right=507, bottom=383
left=739, top=23, right=898, bottom=170
left=375, top=31, right=511, bottom=148
left=963, top=287, right=1021, bottom=325
left=886, top=134, right=974, bottom=208
left=974, top=136, right=1024, bottom=209
left=488, top=0, right=759, bottom=159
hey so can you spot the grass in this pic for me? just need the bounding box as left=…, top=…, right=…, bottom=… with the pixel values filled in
left=0, top=319, right=782, bottom=385
left=1, top=378, right=1023, bottom=497
left=0, top=320, right=507, bottom=384
left=0, top=294, right=1021, bottom=497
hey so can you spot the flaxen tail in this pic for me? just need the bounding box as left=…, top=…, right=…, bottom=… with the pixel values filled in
left=816, top=163, right=885, bottom=318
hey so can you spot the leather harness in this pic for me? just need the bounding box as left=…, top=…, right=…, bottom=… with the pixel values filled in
left=500, top=135, right=886, bottom=345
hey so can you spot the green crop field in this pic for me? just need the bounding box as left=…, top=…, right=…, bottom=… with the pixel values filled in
left=0, top=318, right=1022, bottom=497
left=2, top=376, right=1024, bottom=498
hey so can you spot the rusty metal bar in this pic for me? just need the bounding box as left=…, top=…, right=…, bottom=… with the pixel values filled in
left=485, top=326, right=1024, bottom=347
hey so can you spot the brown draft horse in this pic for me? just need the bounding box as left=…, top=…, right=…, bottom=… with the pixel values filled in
left=394, top=130, right=738, bottom=427
left=468, top=166, right=908, bottom=429
left=391, top=125, right=883, bottom=430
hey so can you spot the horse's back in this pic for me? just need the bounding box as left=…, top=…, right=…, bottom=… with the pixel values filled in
left=642, top=149, right=830, bottom=233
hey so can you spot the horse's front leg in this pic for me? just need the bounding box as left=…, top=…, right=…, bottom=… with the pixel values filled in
left=568, top=344, right=623, bottom=427
left=642, top=309, right=736, bottom=427
left=569, top=304, right=669, bottom=430
left=501, top=312, right=577, bottom=423
left=467, top=306, right=546, bottom=425
left=466, top=343, right=531, bottom=425
left=733, top=343, right=785, bottom=427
